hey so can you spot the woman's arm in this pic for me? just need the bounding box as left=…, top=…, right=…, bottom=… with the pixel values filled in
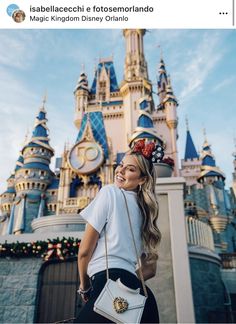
left=136, top=253, right=157, bottom=281
left=78, top=224, right=99, bottom=294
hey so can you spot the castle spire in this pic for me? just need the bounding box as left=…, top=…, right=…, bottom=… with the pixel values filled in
left=202, top=127, right=209, bottom=146
left=186, top=116, right=189, bottom=131
left=180, top=120, right=201, bottom=186
left=28, top=101, right=54, bottom=154
left=42, top=92, right=47, bottom=112
left=121, top=29, right=152, bottom=144
left=163, top=73, right=179, bottom=176
left=198, top=134, right=225, bottom=182
left=184, top=121, right=199, bottom=161
left=74, top=70, right=90, bottom=129
left=74, top=71, right=89, bottom=93
left=123, top=29, right=149, bottom=81
left=163, top=76, right=178, bottom=105
left=11, top=100, right=55, bottom=233
left=157, top=56, right=168, bottom=105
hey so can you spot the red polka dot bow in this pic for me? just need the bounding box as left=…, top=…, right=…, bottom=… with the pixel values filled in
left=132, top=139, right=156, bottom=159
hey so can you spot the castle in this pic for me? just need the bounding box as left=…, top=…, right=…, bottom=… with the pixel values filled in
left=0, top=29, right=235, bottom=323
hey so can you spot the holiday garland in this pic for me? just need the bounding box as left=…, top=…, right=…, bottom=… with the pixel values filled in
left=0, top=237, right=80, bottom=261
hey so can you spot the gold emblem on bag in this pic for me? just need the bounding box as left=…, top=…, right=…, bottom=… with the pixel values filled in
left=113, top=297, right=129, bottom=313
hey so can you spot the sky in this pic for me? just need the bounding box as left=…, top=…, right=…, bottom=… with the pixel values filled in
left=0, top=29, right=235, bottom=193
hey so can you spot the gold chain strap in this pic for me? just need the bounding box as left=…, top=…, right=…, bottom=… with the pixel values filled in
left=103, top=189, right=148, bottom=297
left=120, top=190, right=148, bottom=297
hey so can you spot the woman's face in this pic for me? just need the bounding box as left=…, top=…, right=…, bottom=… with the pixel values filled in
left=114, top=154, right=146, bottom=191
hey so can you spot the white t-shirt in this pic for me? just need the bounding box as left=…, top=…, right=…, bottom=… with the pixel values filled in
left=80, top=184, right=144, bottom=277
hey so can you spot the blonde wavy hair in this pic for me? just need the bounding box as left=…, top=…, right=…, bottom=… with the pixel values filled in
left=130, top=151, right=161, bottom=260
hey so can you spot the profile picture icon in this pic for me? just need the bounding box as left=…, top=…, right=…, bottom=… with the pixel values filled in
left=12, top=9, right=25, bottom=23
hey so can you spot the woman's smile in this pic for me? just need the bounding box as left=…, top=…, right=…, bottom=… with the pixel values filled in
left=114, top=154, right=145, bottom=191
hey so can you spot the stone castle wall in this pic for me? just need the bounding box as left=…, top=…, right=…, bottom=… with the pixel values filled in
left=0, top=258, right=42, bottom=323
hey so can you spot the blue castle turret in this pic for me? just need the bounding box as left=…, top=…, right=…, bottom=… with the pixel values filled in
left=198, top=138, right=225, bottom=182
left=129, top=96, right=163, bottom=147
left=157, top=58, right=168, bottom=107
left=180, top=119, right=201, bottom=187
left=74, top=72, right=89, bottom=93
left=0, top=174, right=16, bottom=235
left=184, top=130, right=199, bottom=161
left=1, top=100, right=55, bottom=234
left=197, top=134, right=235, bottom=252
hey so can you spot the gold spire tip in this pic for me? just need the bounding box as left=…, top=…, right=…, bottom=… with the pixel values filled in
left=203, top=127, right=207, bottom=140
left=41, top=91, right=47, bottom=111
left=185, top=116, right=189, bottom=130
left=156, top=44, right=163, bottom=61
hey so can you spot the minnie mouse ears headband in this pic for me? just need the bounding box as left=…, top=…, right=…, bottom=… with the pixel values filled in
left=132, top=139, right=164, bottom=163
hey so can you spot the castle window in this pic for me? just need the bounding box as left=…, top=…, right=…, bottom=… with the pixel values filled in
left=98, top=92, right=106, bottom=101
left=99, top=81, right=106, bottom=101
left=99, top=81, right=106, bottom=88
left=25, top=170, right=29, bottom=175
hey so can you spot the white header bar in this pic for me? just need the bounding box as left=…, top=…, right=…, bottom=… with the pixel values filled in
left=0, top=0, right=235, bottom=29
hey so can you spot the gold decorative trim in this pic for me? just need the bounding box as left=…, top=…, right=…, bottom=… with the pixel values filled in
left=113, top=297, right=129, bottom=313
left=199, top=165, right=225, bottom=178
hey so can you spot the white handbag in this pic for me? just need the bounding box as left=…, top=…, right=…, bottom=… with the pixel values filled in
left=94, top=278, right=146, bottom=323
left=93, top=190, right=148, bottom=323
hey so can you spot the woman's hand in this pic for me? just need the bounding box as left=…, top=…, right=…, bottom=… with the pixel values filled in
left=78, top=284, right=93, bottom=303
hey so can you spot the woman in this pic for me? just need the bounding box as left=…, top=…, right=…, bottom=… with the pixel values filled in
left=75, top=142, right=161, bottom=323
left=12, top=10, right=26, bottom=23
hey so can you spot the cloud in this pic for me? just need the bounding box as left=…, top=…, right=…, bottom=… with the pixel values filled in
left=211, top=76, right=236, bottom=92
left=144, top=30, right=224, bottom=106
left=0, top=31, right=40, bottom=69
left=0, top=65, right=40, bottom=192
left=177, top=31, right=224, bottom=102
